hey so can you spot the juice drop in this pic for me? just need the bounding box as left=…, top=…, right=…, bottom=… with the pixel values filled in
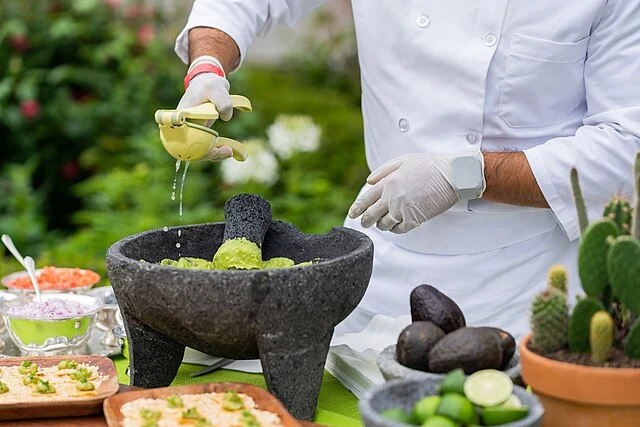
left=171, top=159, right=181, bottom=200
left=178, top=161, right=190, bottom=224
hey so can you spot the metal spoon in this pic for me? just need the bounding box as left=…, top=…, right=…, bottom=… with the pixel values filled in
left=23, top=256, right=42, bottom=303
left=1, top=234, right=26, bottom=268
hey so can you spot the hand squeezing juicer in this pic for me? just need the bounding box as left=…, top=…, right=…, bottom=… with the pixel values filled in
left=154, top=95, right=252, bottom=162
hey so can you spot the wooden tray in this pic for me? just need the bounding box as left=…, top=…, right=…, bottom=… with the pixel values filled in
left=0, top=355, right=119, bottom=421
left=104, top=382, right=307, bottom=427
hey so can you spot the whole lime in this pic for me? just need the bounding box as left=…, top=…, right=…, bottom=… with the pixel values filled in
left=438, top=369, right=466, bottom=395
left=412, top=395, right=441, bottom=424
left=422, top=415, right=458, bottom=427
left=436, top=393, right=478, bottom=425
left=380, top=407, right=413, bottom=423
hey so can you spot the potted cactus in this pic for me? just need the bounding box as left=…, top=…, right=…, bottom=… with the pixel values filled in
left=519, top=153, right=640, bottom=427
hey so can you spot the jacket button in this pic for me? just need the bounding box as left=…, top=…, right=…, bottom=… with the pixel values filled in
left=416, top=14, right=430, bottom=28
left=484, top=33, right=498, bottom=47
left=398, top=118, right=410, bottom=132
left=466, top=132, right=479, bottom=143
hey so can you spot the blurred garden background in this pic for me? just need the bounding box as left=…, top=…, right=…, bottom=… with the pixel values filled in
left=0, top=0, right=368, bottom=282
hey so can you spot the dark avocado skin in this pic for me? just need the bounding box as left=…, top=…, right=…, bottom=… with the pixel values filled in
left=428, top=327, right=504, bottom=374
left=476, top=327, right=516, bottom=369
left=410, top=284, right=466, bottom=334
left=396, top=321, right=446, bottom=371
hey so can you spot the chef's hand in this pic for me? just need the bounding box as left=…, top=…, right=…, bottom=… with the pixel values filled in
left=348, top=153, right=462, bottom=234
left=177, top=56, right=234, bottom=162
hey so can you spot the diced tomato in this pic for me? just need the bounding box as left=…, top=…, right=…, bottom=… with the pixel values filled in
left=7, top=266, right=100, bottom=291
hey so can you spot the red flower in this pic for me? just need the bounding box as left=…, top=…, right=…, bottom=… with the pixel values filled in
left=137, top=25, right=155, bottom=46
left=61, top=161, right=79, bottom=180
left=9, top=35, right=29, bottom=52
left=19, top=100, right=40, bottom=119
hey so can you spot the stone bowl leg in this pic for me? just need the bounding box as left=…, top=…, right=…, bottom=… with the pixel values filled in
left=122, top=310, right=186, bottom=388
left=257, top=328, right=333, bottom=421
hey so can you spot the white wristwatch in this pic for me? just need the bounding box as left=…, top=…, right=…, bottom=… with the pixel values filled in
left=450, top=153, right=486, bottom=200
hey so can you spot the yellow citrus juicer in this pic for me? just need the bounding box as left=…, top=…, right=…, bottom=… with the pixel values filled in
left=154, top=95, right=252, bottom=162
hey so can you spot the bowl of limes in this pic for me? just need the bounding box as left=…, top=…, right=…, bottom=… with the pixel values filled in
left=359, top=369, right=543, bottom=427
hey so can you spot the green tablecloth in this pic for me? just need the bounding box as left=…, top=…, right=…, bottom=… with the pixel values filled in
left=110, top=355, right=364, bottom=427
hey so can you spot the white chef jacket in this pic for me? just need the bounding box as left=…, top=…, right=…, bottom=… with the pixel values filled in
left=175, top=1, right=640, bottom=338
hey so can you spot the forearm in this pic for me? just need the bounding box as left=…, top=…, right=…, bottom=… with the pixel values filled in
left=481, top=152, right=549, bottom=208
left=188, top=27, right=241, bottom=72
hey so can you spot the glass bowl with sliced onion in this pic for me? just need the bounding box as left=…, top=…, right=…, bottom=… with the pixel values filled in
left=0, top=293, right=103, bottom=355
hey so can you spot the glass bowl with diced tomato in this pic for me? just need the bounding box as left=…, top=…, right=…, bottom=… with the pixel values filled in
left=1, top=266, right=101, bottom=294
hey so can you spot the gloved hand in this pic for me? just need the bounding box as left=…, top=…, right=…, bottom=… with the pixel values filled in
left=348, top=153, right=481, bottom=234
left=177, top=56, right=235, bottom=162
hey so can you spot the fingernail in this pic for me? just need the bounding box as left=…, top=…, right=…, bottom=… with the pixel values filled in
left=348, top=205, right=360, bottom=218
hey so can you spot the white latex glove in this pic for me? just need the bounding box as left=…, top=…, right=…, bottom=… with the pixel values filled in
left=348, top=153, right=470, bottom=234
left=177, top=56, right=234, bottom=162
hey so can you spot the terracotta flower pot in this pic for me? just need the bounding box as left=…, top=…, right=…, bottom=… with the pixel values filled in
left=519, top=334, right=640, bottom=427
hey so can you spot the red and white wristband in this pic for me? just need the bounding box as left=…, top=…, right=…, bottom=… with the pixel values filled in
left=184, top=56, right=225, bottom=90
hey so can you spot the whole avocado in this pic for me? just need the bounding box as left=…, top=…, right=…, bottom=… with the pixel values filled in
left=396, top=321, right=446, bottom=371
left=476, top=327, right=516, bottom=369
left=410, top=284, right=466, bottom=333
left=428, top=327, right=504, bottom=374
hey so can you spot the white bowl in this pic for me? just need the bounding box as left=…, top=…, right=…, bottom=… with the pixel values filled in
left=0, top=293, right=103, bottom=355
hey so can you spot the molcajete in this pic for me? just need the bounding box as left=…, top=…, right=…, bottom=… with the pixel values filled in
left=105, top=220, right=374, bottom=420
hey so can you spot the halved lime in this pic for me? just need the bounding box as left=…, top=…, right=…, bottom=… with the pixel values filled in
left=422, top=415, right=458, bottom=427
left=380, top=408, right=412, bottom=423
left=435, top=393, right=478, bottom=425
left=481, top=406, right=529, bottom=426
left=412, top=395, right=441, bottom=424
left=438, top=369, right=466, bottom=395
left=463, top=369, right=513, bottom=407
left=498, top=394, right=522, bottom=409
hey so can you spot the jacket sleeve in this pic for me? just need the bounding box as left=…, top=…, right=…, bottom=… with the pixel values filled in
left=174, top=0, right=327, bottom=69
left=524, top=0, right=640, bottom=241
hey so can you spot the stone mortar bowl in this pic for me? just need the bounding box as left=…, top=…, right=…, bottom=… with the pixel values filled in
left=377, top=344, right=522, bottom=383
left=106, top=220, right=373, bottom=421
left=359, top=377, right=544, bottom=427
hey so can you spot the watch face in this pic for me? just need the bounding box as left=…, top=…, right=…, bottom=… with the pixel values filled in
left=452, top=156, right=482, bottom=190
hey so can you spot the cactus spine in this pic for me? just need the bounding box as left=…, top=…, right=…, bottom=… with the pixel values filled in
left=590, top=311, right=614, bottom=365
left=547, top=264, right=568, bottom=294
left=571, top=167, right=589, bottom=236
left=604, top=196, right=632, bottom=235
left=531, top=289, right=569, bottom=353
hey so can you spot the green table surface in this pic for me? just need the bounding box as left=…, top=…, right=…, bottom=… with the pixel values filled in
left=111, top=355, right=364, bottom=427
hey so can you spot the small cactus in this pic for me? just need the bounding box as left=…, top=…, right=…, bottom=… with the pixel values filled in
left=607, top=236, right=640, bottom=313
left=547, top=264, right=568, bottom=294
left=531, top=289, right=569, bottom=353
left=590, top=311, right=614, bottom=365
left=625, top=318, right=640, bottom=360
left=603, top=196, right=632, bottom=235
left=571, top=168, right=589, bottom=236
left=577, top=219, right=621, bottom=297
left=568, top=296, right=606, bottom=352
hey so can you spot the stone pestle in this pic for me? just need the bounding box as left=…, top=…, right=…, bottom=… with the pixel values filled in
left=212, top=193, right=273, bottom=269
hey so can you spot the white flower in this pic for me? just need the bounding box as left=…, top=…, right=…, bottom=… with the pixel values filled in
left=220, top=138, right=278, bottom=186
left=266, top=115, right=322, bottom=159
